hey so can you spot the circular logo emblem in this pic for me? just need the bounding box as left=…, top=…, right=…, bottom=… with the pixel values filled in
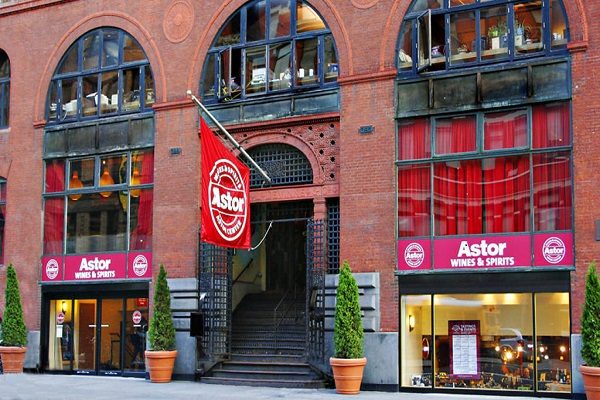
left=132, top=255, right=149, bottom=277
left=46, top=258, right=60, bottom=280
left=208, top=159, right=248, bottom=242
left=57, top=312, right=65, bottom=324
left=542, top=237, right=566, bottom=264
left=404, top=243, right=425, bottom=268
left=132, top=310, right=142, bottom=325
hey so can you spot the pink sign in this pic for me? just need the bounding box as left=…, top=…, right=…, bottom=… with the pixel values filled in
left=56, top=312, right=65, bottom=324
left=534, top=232, right=573, bottom=267
left=435, top=235, right=531, bottom=270
left=64, top=253, right=127, bottom=281
left=42, top=252, right=153, bottom=282
left=42, top=256, right=63, bottom=282
left=398, top=239, right=431, bottom=271
left=128, top=252, right=153, bottom=279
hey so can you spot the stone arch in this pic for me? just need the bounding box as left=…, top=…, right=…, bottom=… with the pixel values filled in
left=185, top=0, right=352, bottom=95
left=33, top=12, right=167, bottom=124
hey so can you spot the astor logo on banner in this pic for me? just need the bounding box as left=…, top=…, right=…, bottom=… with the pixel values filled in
left=200, top=118, right=251, bottom=249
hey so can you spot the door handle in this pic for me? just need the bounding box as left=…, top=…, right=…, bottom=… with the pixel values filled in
left=101, top=324, right=109, bottom=328
left=88, top=324, right=96, bottom=328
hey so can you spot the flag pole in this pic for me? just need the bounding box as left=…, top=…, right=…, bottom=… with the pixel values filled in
left=187, top=90, right=272, bottom=184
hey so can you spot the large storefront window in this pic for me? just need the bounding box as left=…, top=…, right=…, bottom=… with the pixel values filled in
left=43, top=150, right=153, bottom=255
left=201, top=0, right=338, bottom=103
left=401, top=291, right=571, bottom=393
left=398, top=102, right=571, bottom=238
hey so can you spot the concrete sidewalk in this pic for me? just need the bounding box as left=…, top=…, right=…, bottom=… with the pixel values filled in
left=0, top=374, right=572, bottom=400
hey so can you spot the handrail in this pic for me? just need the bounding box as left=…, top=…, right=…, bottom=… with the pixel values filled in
left=232, top=258, right=254, bottom=285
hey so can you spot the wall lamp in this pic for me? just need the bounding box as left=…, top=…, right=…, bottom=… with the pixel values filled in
left=61, top=300, right=67, bottom=314
left=408, top=314, right=415, bottom=332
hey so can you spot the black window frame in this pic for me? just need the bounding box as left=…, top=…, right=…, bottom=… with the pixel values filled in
left=0, top=49, right=9, bottom=128
left=398, top=0, right=570, bottom=76
left=46, top=28, right=155, bottom=124
left=201, top=0, right=339, bottom=104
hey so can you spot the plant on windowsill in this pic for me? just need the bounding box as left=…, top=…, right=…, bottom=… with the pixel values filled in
left=580, top=262, right=600, bottom=400
left=330, top=261, right=367, bottom=395
left=488, top=21, right=507, bottom=50
left=145, top=264, right=177, bottom=383
left=0, top=264, right=28, bottom=373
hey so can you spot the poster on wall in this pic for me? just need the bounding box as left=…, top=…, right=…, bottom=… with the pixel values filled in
left=449, top=320, right=480, bottom=379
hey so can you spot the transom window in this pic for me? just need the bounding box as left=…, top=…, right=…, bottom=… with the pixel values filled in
left=398, top=0, right=569, bottom=74
left=0, top=49, right=9, bottom=128
left=46, top=28, right=155, bottom=123
left=247, top=143, right=313, bottom=188
left=201, top=0, right=339, bottom=103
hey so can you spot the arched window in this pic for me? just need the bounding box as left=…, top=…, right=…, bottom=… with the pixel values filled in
left=247, top=143, right=313, bottom=188
left=397, top=0, right=569, bottom=74
left=46, top=28, right=155, bottom=123
left=0, top=50, right=9, bottom=128
left=201, top=0, right=339, bottom=103
left=43, top=28, right=155, bottom=256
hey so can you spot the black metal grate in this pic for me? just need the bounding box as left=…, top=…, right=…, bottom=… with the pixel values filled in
left=327, top=199, right=340, bottom=274
left=246, top=144, right=313, bottom=188
left=198, top=242, right=232, bottom=361
left=306, top=218, right=326, bottom=365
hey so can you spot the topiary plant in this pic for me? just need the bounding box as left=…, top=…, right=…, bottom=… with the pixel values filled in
left=333, top=261, right=364, bottom=359
left=147, top=264, right=176, bottom=351
left=581, top=262, right=600, bottom=367
left=2, top=264, right=28, bottom=347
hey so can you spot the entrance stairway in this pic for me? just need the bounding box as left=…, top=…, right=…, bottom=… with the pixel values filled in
left=201, top=291, right=326, bottom=388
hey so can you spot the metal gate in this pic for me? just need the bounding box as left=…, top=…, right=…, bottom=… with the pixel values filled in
left=198, top=242, right=232, bottom=361
left=306, top=218, right=326, bottom=364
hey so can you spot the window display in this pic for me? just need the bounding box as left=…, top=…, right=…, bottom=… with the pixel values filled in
left=401, top=293, right=571, bottom=393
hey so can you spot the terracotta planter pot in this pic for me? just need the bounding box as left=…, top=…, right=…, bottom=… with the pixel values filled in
left=0, top=346, right=27, bottom=373
left=581, top=365, right=600, bottom=400
left=145, top=350, right=177, bottom=383
left=330, top=357, right=367, bottom=395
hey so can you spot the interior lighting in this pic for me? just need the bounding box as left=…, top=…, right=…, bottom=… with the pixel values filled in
left=100, top=163, right=115, bottom=198
left=130, top=168, right=141, bottom=198
left=69, top=171, right=83, bottom=200
left=408, top=315, right=415, bottom=332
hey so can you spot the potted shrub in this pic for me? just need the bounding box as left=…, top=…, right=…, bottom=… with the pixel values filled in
left=0, top=265, right=28, bottom=373
left=581, top=262, right=600, bottom=400
left=330, top=261, right=367, bottom=394
left=145, top=264, right=177, bottom=383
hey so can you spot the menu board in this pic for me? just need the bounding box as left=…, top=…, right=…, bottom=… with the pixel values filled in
left=449, top=320, right=480, bottom=379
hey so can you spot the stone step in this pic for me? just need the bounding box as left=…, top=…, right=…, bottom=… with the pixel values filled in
left=200, top=376, right=326, bottom=389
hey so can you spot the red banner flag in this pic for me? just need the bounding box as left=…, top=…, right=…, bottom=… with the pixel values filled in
left=200, top=118, right=251, bottom=249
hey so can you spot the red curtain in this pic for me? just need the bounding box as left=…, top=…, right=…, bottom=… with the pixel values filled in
left=130, top=152, right=154, bottom=250
left=398, top=165, right=430, bottom=237
left=435, top=115, right=476, bottom=155
left=398, top=119, right=430, bottom=160
left=484, top=110, right=528, bottom=150
left=532, top=103, right=570, bottom=148
left=533, top=152, right=571, bottom=231
left=434, top=117, right=480, bottom=235
left=43, top=160, right=65, bottom=254
left=482, top=155, right=530, bottom=233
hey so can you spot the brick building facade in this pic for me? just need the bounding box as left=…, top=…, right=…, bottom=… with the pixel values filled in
left=0, top=0, right=597, bottom=397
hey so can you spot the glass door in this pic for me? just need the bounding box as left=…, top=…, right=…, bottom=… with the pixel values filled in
left=99, top=299, right=123, bottom=375
left=124, top=298, right=149, bottom=373
left=74, top=299, right=97, bottom=373
left=48, top=299, right=74, bottom=371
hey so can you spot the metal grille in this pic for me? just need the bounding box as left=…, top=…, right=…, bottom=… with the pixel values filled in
left=247, top=144, right=313, bottom=188
left=327, top=199, right=340, bottom=274
left=198, top=242, right=232, bottom=361
left=306, top=218, right=326, bottom=365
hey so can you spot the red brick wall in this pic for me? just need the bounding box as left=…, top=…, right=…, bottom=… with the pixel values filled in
left=0, top=0, right=594, bottom=340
